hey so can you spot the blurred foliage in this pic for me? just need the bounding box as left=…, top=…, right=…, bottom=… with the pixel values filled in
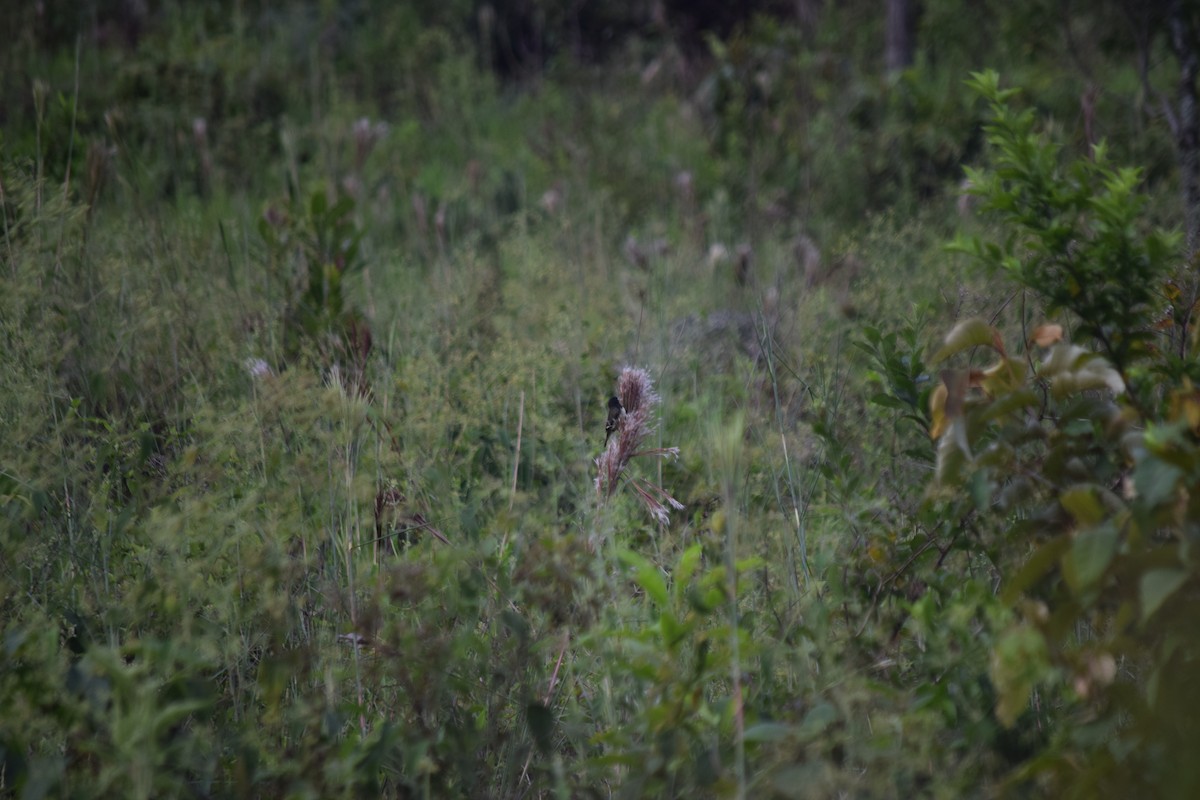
left=2, top=2, right=1199, bottom=799
left=928, top=72, right=1199, bottom=797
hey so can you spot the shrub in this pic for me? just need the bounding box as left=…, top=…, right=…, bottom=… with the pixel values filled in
left=928, top=71, right=1198, bottom=797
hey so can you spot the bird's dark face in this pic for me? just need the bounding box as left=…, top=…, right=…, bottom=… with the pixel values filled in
left=604, top=395, right=624, bottom=445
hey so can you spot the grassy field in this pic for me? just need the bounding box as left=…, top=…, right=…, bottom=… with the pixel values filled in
left=3, top=3, right=1200, bottom=798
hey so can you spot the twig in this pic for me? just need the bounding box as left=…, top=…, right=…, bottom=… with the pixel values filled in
left=510, top=390, right=525, bottom=511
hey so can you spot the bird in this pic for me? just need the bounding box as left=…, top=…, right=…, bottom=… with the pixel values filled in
left=605, top=395, right=624, bottom=446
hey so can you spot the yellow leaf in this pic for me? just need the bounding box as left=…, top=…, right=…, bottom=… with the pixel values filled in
left=1184, top=395, right=1200, bottom=432
left=1169, top=383, right=1200, bottom=433
left=931, top=370, right=975, bottom=456
left=980, top=357, right=1027, bottom=395
left=932, top=318, right=1004, bottom=363
left=941, top=369, right=970, bottom=420
left=929, top=382, right=949, bottom=439
left=1029, top=324, right=1063, bottom=347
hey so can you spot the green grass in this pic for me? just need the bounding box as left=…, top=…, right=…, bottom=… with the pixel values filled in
left=3, top=4, right=1196, bottom=798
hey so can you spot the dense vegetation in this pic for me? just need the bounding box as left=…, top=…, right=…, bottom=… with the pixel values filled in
left=3, top=1, right=1200, bottom=797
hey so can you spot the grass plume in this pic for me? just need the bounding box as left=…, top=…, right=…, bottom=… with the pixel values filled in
left=595, top=366, right=683, bottom=524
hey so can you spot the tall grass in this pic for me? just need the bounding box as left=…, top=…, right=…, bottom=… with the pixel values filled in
left=5, top=3, right=1182, bottom=798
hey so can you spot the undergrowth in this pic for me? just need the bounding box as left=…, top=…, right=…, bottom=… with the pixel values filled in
left=3, top=3, right=1198, bottom=799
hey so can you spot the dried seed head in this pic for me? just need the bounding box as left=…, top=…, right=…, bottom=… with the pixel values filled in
left=595, top=366, right=683, bottom=523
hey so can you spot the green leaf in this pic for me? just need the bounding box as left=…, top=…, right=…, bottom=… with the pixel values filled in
left=1133, top=457, right=1182, bottom=509
left=500, top=609, right=530, bottom=639
left=674, top=544, right=703, bottom=601
left=977, top=388, right=1040, bottom=425
left=659, top=610, right=689, bottom=647
left=743, top=722, right=796, bottom=743
left=914, top=682, right=957, bottom=722
left=1041, top=345, right=1124, bottom=398
left=969, top=469, right=992, bottom=510
left=1142, top=420, right=1194, bottom=468
left=933, top=431, right=969, bottom=488
left=991, top=624, right=1049, bottom=728
left=526, top=702, right=555, bottom=753
left=330, top=194, right=356, bottom=220
left=588, top=753, right=640, bottom=767
left=944, top=231, right=982, bottom=257
left=735, top=556, right=766, bottom=573
left=797, top=702, right=837, bottom=737
left=310, top=189, right=327, bottom=218
left=1059, top=485, right=1105, bottom=527
left=619, top=550, right=668, bottom=607
left=4, top=628, right=29, bottom=656
left=870, top=392, right=909, bottom=410
left=771, top=764, right=829, bottom=797
left=152, top=698, right=211, bottom=733
left=1003, top=535, right=1071, bottom=603
left=1063, top=524, right=1119, bottom=595
left=1140, top=569, right=1189, bottom=625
